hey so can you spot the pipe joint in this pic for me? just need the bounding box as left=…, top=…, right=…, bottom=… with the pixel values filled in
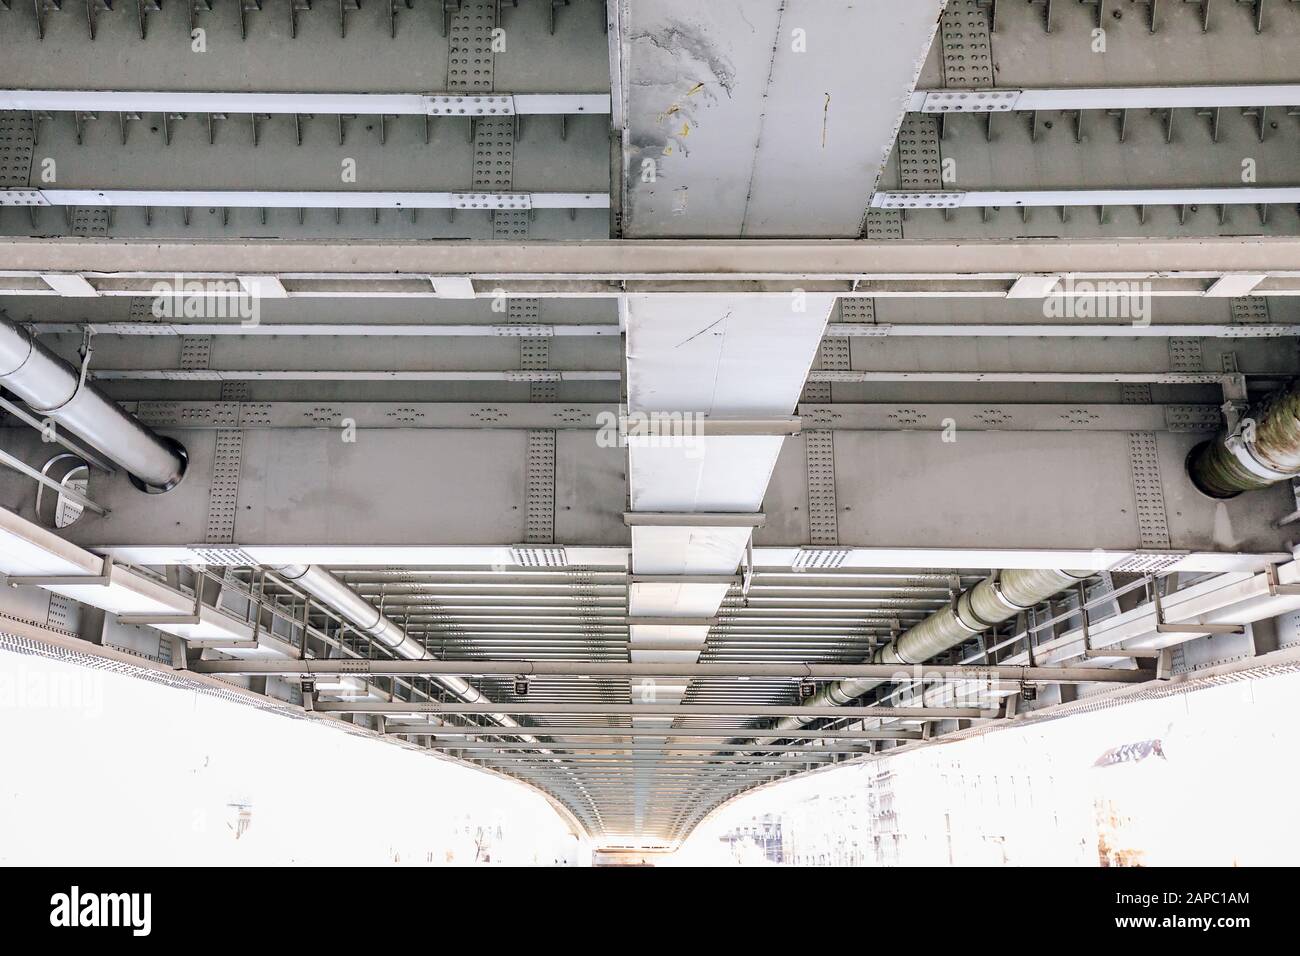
left=954, top=590, right=1001, bottom=633
left=126, top=435, right=188, bottom=493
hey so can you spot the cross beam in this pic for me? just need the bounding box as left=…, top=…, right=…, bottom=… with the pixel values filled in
left=3, top=237, right=1298, bottom=298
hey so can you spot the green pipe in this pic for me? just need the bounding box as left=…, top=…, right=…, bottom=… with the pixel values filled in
left=1188, top=384, right=1300, bottom=498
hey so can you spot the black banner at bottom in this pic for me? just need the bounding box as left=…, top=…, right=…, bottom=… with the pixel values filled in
left=0, top=865, right=1272, bottom=942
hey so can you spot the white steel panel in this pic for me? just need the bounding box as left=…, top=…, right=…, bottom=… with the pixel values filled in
left=1005, top=275, right=1062, bottom=299
left=624, top=0, right=944, bottom=237
left=628, top=582, right=731, bottom=617
left=874, top=187, right=1300, bottom=209
left=39, top=274, right=99, bottom=297
left=0, top=90, right=609, bottom=115
left=30, top=322, right=622, bottom=337
left=5, top=190, right=609, bottom=210
left=1204, top=275, right=1267, bottom=298
left=629, top=526, right=753, bottom=576
left=823, top=323, right=1300, bottom=338
left=910, top=84, right=1300, bottom=113
left=625, top=294, right=833, bottom=415
left=628, top=437, right=785, bottom=513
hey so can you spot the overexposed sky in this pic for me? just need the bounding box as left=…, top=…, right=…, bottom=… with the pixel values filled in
left=678, top=670, right=1300, bottom=866
left=6, top=645, right=1297, bottom=867
left=0, top=648, right=582, bottom=866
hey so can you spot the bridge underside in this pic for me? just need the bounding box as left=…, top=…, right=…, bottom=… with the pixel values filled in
left=3, top=1, right=1300, bottom=849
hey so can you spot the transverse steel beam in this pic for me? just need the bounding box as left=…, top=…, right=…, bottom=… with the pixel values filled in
left=189, top=659, right=1149, bottom=683
left=0, top=90, right=611, bottom=115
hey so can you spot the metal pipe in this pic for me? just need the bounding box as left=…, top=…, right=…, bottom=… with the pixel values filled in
left=1188, top=383, right=1300, bottom=498
left=768, top=568, right=1092, bottom=734
left=0, top=312, right=185, bottom=491
left=267, top=564, right=540, bottom=743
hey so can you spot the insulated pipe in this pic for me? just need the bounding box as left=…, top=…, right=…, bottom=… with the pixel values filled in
left=0, top=313, right=186, bottom=491
left=269, top=564, right=540, bottom=742
left=768, top=568, right=1091, bottom=734
left=1188, top=383, right=1300, bottom=498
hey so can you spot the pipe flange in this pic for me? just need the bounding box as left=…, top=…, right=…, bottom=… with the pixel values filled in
left=985, top=577, right=1031, bottom=614
left=1224, top=435, right=1297, bottom=484
left=1185, top=437, right=1296, bottom=500
left=128, top=436, right=188, bottom=494
left=954, top=591, right=998, bottom=633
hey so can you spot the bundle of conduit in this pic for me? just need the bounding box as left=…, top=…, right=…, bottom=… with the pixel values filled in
left=765, top=568, right=1091, bottom=736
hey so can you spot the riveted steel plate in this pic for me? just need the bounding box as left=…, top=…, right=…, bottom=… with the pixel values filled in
left=205, top=429, right=244, bottom=544
left=938, top=0, right=995, bottom=90
left=862, top=209, right=904, bottom=239
left=0, top=189, right=45, bottom=205
left=46, top=592, right=75, bottom=630
left=921, top=90, right=1017, bottom=112
left=805, top=430, right=839, bottom=546
left=803, top=297, right=870, bottom=403
left=221, top=382, right=250, bottom=401
left=1230, top=297, right=1270, bottom=323
left=425, top=95, right=514, bottom=116
left=69, top=207, right=109, bottom=236
left=1122, top=384, right=1152, bottom=404
left=525, top=429, right=556, bottom=544
left=133, top=401, right=242, bottom=427
left=447, top=0, right=497, bottom=93
left=1163, top=404, right=1221, bottom=432
left=875, top=192, right=963, bottom=210
left=510, top=298, right=555, bottom=401
left=454, top=191, right=530, bottom=210
left=504, top=370, right=563, bottom=383
left=897, top=114, right=943, bottom=191
left=1127, top=431, right=1171, bottom=549
left=179, top=335, right=213, bottom=370
left=1167, top=337, right=1204, bottom=372
left=840, top=298, right=877, bottom=325
left=0, top=112, right=35, bottom=188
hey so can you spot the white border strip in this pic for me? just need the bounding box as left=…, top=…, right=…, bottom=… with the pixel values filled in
left=910, top=84, right=1300, bottom=112
left=2, top=189, right=609, bottom=210
left=874, top=187, right=1300, bottom=209
left=0, top=90, right=611, bottom=116
left=30, top=322, right=623, bottom=337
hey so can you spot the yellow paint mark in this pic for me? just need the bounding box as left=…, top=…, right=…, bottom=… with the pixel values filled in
left=686, top=83, right=705, bottom=97
left=656, top=104, right=681, bottom=125
left=678, top=122, right=690, bottom=138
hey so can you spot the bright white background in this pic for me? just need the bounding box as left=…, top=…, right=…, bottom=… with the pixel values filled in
left=0, top=649, right=584, bottom=866
left=6, top=647, right=1297, bottom=867
left=676, top=670, right=1300, bottom=866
